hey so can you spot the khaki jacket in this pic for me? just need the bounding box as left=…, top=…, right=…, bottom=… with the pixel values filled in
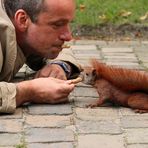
left=0, top=0, right=81, bottom=113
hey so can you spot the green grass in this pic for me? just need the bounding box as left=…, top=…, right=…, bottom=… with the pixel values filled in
left=72, top=0, right=148, bottom=27
left=15, top=144, right=26, bottom=148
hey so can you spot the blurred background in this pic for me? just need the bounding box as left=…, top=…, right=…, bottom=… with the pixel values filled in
left=71, top=0, right=148, bottom=40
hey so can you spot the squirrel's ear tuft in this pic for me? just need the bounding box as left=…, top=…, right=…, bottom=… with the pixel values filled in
left=92, top=69, right=97, bottom=76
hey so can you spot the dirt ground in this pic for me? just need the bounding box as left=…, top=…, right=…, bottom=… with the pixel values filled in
left=72, top=23, right=148, bottom=41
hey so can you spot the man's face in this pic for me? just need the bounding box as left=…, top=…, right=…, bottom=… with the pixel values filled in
left=23, top=0, right=75, bottom=59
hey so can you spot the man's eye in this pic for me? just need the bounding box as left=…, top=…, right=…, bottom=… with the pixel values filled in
left=54, top=24, right=61, bottom=27
left=53, top=22, right=65, bottom=28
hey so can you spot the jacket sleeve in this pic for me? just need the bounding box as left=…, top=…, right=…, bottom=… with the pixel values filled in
left=0, top=82, right=17, bottom=113
left=47, top=47, right=83, bottom=78
left=0, top=44, right=17, bottom=114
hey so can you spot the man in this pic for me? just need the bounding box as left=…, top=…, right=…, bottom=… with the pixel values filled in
left=0, top=0, right=81, bottom=113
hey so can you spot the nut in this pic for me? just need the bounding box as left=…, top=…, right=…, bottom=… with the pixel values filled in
left=71, top=77, right=83, bottom=84
left=62, top=44, right=71, bottom=48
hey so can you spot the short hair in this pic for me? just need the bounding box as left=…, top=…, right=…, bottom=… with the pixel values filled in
left=4, top=0, right=46, bottom=22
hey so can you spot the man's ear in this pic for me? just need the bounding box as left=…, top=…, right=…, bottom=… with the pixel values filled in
left=13, top=9, right=30, bottom=32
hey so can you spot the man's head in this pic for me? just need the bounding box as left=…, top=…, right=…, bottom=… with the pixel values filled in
left=4, top=0, right=75, bottom=59
left=4, top=0, right=45, bottom=23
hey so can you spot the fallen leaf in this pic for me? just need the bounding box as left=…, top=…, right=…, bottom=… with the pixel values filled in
left=118, top=10, right=132, bottom=17
left=98, top=14, right=109, bottom=22
left=120, top=37, right=131, bottom=41
left=140, top=12, right=148, bottom=21
left=79, top=4, right=86, bottom=12
left=135, top=31, right=142, bottom=38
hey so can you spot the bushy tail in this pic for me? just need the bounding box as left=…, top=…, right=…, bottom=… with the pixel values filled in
left=91, top=59, right=148, bottom=92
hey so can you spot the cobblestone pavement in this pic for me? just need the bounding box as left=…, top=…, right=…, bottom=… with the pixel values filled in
left=0, top=40, right=148, bottom=148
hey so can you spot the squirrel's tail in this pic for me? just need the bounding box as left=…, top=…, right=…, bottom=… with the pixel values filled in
left=91, top=59, right=148, bottom=92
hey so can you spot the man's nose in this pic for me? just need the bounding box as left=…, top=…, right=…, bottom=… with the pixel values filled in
left=59, top=26, right=73, bottom=41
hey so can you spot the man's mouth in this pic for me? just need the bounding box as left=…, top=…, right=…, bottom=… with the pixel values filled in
left=51, top=45, right=63, bottom=53
left=52, top=44, right=63, bottom=50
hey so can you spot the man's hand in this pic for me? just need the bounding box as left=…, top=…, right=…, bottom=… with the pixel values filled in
left=16, top=77, right=75, bottom=106
left=35, top=64, right=67, bottom=80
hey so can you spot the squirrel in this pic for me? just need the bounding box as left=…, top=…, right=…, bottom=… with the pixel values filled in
left=82, top=59, right=148, bottom=113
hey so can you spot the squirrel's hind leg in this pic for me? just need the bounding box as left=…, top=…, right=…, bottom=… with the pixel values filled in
left=134, top=109, right=148, bottom=113
left=128, top=93, right=148, bottom=113
left=86, top=97, right=106, bottom=108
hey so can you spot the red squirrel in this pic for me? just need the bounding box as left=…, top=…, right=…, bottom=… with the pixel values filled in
left=82, top=59, right=148, bottom=113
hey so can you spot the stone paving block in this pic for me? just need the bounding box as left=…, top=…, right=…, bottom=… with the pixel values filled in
left=71, top=45, right=97, bottom=51
left=75, top=108, right=119, bottom=121
left=121, top=116, right=148, bottom=128
left=134, top=46, right=148, bottom=52
left=73, top=40, right=106, bottom=46
left=0, top=134, right=22, bottom=146
left=103, top=52, right=136, bottom=56
left=72, top=49, right=100, bottom=54
left=25, top=66, right=36, bottom=74
left=14, top=72, right=26, bottom=79
left=141, top=41, right=148, bottom=44
left=26, top=128, right=74, bottom=143
left=142, top=62, right=148, bottom=68
left=127, top=144, right=148, bottom=148
left=106, top=61, right=139, bottom=66
left=138, top=56, right=148, bottom=62
left=75, top=119, right=122, bottom=134
left=74, top=96, right=98, bottom=108
left=25, top=115, right=71, bottom=128
left=0, top=109, right=23, bottom=119
left=0, top=146, right=16, bottom=148
left=75, top=54, right=101, bottom=60
left=98, top=41, right=128, bottom=47
left=125, top=128, right=148, bottom=144
left=77, top=134, right=125, bottom=148
left=17, top=64, right=27, bottom=73
left=27, top=104, right=73, bottom=115
left=102, top=47, right=133, bottom=53
left=77, top=59, right=106, bottom=66
left=104, top=54, right=137, bottom=58
left=77, top=60, right=92, bottom=66
left=119, top=108, right=148, bottom=116
left=104, top=55, right=137, bottom=59
left=28, top=142, right=74, bottom=148
left=73, top=87, right=98, bottom=97
left=0, top=120, right=23, bottom=133
left=75, top=82, right=87, bottom=87
left=105, top=58, right=138, bottom=63
left=105, top=61, right=140, bottom=69
left=101, top=41, right=142, bottom=48
left=136, top=48, right=148, bottom=54
left=138, top=57, right=148, bottom=62
left=135, top=52, right=148, bottom=58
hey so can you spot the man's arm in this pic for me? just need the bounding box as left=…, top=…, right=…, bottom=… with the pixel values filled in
left=0, top=78, right=75, bottom=114
left=0, top=44, right=17, bottom=113
left=0, top=82, right=17, bottom=113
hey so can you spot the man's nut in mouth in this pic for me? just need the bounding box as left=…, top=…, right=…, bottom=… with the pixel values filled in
left=62, top=44, right=71, bottom=48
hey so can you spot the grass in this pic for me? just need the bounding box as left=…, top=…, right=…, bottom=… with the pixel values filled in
left=72, top=0, right=148, bottom=27
left=15, top=143, right=26, bottom=148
